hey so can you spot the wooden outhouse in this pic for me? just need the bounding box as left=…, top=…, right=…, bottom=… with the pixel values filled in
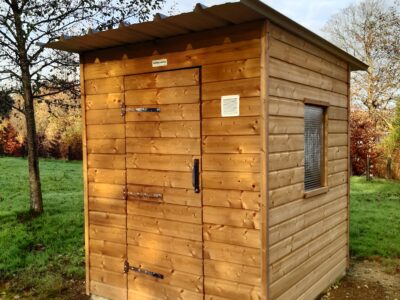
left=46, top=0, right=368, bottom=299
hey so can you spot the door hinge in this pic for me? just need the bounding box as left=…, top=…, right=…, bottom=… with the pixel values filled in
left=124, top=260, right=164, bottom=279
left=121, top=103, right=160, bottom=117
left=120, top=103, right=126, bottom=117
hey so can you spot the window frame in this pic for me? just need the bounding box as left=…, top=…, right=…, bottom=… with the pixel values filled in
left=303, top=98, right=329, bottom=198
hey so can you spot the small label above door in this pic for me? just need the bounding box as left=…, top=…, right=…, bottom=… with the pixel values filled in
left=221, top=95, right=240, bottom=117
left=152, top=58, right=168, bottom=67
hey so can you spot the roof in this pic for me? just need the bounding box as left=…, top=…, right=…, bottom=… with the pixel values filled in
left=44, top=0, right=368, bottom=71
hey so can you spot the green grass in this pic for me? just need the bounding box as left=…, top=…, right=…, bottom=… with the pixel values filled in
left=0, top=157, right=84, bottom=299
left=350, top=176, right=400, bottom=259
left=0, top=157, right=399, bottom=298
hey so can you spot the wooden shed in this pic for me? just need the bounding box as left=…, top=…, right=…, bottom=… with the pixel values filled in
left=45, top=1, right=368, bottom=299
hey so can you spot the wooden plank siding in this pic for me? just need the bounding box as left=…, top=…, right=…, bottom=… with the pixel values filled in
left=81, top=17, right=351, bottom=300
left=200, top=28, right=263, bottom=299
left=267, top=23, right=349, bottom=300
left=82, top=21, right=264, bottom=300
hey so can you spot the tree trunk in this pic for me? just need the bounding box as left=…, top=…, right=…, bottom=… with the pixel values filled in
left=24, top=91, right=43, bottom=214
left=11, top=0, right=43, bottom=214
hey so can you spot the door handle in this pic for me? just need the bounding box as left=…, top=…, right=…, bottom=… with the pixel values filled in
left=192, top=159, right=200, bottom=193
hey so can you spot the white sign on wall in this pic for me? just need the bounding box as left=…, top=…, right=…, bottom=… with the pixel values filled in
left=152, top=58, right=168, bottom=67
left=221, top=95, right=240, bottom=117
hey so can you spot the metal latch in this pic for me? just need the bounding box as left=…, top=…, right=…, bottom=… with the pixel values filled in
left=123, top=187, right=163, bottom=201
left=124, top=261, right=164, bottom=279
left=128, top=192, right=163, bottom=199
left=120, top=104, right=160, bottom=117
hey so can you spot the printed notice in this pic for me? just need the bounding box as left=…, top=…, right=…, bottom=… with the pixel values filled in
left=221, top=95, right=240, bottom=117
left=152, top=58, right=168, bottom=67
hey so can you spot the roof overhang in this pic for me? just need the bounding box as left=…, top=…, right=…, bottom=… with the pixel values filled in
left=44, top=0, right=368, bottom=71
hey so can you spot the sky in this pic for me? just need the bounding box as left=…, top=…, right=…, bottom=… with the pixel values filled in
left=160, top=0, right=362, bottom=35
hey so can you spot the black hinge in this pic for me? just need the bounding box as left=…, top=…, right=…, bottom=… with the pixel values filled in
left=121, top=104, right=160, bottom=117
left=124, top=261, right=164, bottom=279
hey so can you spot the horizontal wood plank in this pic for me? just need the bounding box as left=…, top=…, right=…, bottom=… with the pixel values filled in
left=202, top=78, right=260, bottom=100
left=270, top=78, right=347, bottom=108
left=203, top=189, right=260, bottom=210
left=91, top=280, right=127, bottom=300
left=127, top=138, right=200, bottom=155
left=88, top=183, right=124, bottom=199
left=128, top=265, right=203, bottom=293
left=127, top=230, right=203, bottom=258
left=269, top=134, right=303, bottom=153
left=202, top=58, right=260, bottom=83
left=88, top=168, right=126, bottom=185
left=127, top=153, right=194, bottom=171
left=86, top=109, right=123, bottom=125
left=90, top=225, right=126, bottom=244
left=89, top=197, right=126, bottom=214
left=127, top=169, right=192, bottom=189
left=125, top=86, right=199, bottom=105
left=204, top=260, right=260, bottom=285
left=87, top=124, right=125, bottom=139
left=86, top=93, right=123, bottom=110
left=203, top=224, right=260, bottom=248
left=89, top=211, right=126, bottom=229
left=269, top=116, right=304, bottom=134
left=125, top=104, right=199, bottom=122
left=269, top=151, right=304, bottom=172
left=202, top=117, right=260, bottom=136
left=269, top=167, right=304, bottom=190
left=269, top=97, right=303, bottom=118
left=204, top=277, right=261, bottom=300
left=87, top=139, right=125, bottom=154
left=202, top=154, right=260, bottom=172
left=204, top=241, right=260, bottom=267
left=203, top=135, right=260, bottom=154
left=127, top=201, right=202, bottom=224
left=128, top=245, right=203, bottom=275
left=88, top=154, right=126, bottom=169
left=125, top=68, right=199, bottom=90
left=202, top=171, right=260, bottom=191
left=127, top=215, right=202, bottom=241
left=204, top=206, right=260, bottom=229
left=126, top=121, right=200, bottom=138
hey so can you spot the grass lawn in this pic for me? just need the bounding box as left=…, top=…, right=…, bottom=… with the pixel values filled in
left=0, top=157, right=399, bottom=298
left=0, top=157, right=85, bottom=299
left=350, top=176, right=400, bottom=259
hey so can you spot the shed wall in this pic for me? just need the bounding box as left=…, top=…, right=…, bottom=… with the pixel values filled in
left=267, top=23, right=350, bottom=300
left=82, top=21, right=264, bottom=300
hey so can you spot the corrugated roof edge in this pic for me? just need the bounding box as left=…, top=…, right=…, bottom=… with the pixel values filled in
left=43, top=0, right=368, bottom=71
left=241, top=0, right=368, bottom=71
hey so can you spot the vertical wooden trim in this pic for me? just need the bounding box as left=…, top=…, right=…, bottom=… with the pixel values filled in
left=122, top=76, right=128, bottom=300
left=322, top=106, right=329, bottom=187
left=199, top=66, right=205, bottom=300
left=260, top=20, right=270, bottom=300
left=346, top=64, right=351, bottom=268
left=79, top=55, right=90, bottom=295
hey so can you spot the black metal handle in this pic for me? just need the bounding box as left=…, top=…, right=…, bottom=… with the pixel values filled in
left=192, top=159, right=200, bottom=193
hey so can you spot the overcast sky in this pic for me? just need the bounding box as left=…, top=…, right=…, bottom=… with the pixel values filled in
left=160, top=0, right=361, bottom=35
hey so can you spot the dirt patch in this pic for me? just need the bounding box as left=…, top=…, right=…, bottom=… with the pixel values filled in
left=320, top=260, right=400, bottom=300
left=0, top=279, right=89, bottom=300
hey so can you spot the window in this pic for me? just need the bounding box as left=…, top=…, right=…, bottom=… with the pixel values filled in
left=304, top=104, right=326, bottom=191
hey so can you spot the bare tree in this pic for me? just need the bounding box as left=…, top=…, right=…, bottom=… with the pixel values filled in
left=323, top=0, right=400, bottom=127
left=0, top=0, right=164, bottom=215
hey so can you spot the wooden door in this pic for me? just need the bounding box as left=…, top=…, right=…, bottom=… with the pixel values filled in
left=123, top=68, right=203, bottom=299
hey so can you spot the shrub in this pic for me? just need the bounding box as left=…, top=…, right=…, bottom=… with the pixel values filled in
left=350, top=110, right=383, bottom=176
left=0, top=123, right=24, bottom=157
